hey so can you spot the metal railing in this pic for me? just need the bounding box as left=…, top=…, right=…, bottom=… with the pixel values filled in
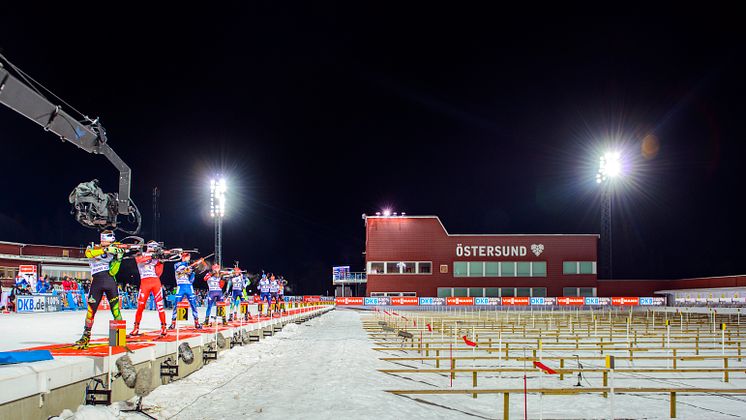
left=332, top=272, right=367, bottom=284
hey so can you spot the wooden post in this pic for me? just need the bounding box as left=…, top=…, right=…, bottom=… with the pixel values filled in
left=695, top=335, right=699, bottom=355
left=739, top=342, right=742, bottom=362
left=426, top=343, right=429, bottom=357
left=472, top=371, right=477, bottom=398
left=436, top=350, right=440, bottom=368
left=724, top=357, right=729, bottom=383
left=503, top=393, right=510, bottom=420
left=603, top=371, right=608, bottom=398
left=560, top=358, right=564, bottom=380
left=673, top=348, right=677, bottom=370
left=451, top=357, right=455, bottom=379
left=670, top=391, right=676, bottom=418
left=505, top=342, right=510, bottom=358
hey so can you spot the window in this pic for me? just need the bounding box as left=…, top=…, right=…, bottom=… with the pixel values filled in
left=579, top=287, right=596, bottom=297
left=385, top=263, right=399, bottom=274
left=486, top=287, right=499, bottom=297
left=454, top=262, right=468, bottom=277
left=469, top=262, right=483, bottom=277
left=418, top=262, right=432, bottom=274
left=563, top=261, right=577, bottom=274
left=500, top=288, right=515, bottom=297
left=469, top=287, right=484, bottom=297
left=532, top=287, right=547, bottom=297
left=517, top=262, right=531, bottom=277
left=438, top=288, right=452, bottom=297
left=531, top=262, right=546, bottom=277
left=485, top=262, right=499, bottom=276
left=579, top=262, right=594, bottom=274
left=517, top=287, right=531, bottom=297
left=453, top=288, right=468, bottom=297
left=563, top=287, right=578, bottom=296
left=402, top=262, right=416, bottom=273
left=369, top=262, right=384, bottom=274
left=501, top=262, right=515, bottom=277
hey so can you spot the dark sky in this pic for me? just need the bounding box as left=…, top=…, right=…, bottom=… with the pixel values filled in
left=1, top=6, right=744, bottom=293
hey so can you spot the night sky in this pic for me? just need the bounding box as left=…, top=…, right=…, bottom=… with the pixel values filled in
left=1, top=6, right=744, bottom=293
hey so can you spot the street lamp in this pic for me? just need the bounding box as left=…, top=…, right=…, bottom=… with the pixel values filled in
left=210, top=177, right=227, bottom=267
left=596, top=152, right=622, bottom=279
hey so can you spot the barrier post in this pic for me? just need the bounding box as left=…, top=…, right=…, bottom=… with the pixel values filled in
left=670, top=391, right=676, bottom=418
left=472, top=371, right=477, bottom=399
left=559, top=358, right=564, bottom=380
left=503, top=393, right=510, bottom=420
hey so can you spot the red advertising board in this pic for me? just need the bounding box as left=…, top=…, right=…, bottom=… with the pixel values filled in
left=557, top=296, right=585, bottom=306
left=19, top=265, right=37, bottom=274
left=391, top=297, right=419, bottom=306
left=446, top=297, right=474, bottom=306
left=501, top=297, right=529, bottom=306
left=303, top=295, right=321, bottom=303
left=612, top=297, right=639, bottom=306
left=336, top=297, right=364, bottom=305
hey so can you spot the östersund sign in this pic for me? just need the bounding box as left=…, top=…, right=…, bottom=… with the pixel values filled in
left=456, top=244, right=543, bottom=257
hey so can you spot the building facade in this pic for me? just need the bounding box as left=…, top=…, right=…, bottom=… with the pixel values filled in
left=0, top=241, right=89, bottom=288
left=364, top=215, right=599, bottom=298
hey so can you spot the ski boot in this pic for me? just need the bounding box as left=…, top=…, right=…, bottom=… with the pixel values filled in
left=194, top=319, right=203, bottom=330
left=159, top=323, right=168, bottom=336
left=222, top=316, right=227, bottom=325
left=229, top=313, right=234, bottom=322
left=203, top=318, right=211, bottom=327
left=74, top=328, right=91, bottom=349
left=168, top=321, right=177, bottom=330
left=128, top=323, right=141, bottom=337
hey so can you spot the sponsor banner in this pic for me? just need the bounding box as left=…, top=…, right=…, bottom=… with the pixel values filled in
left=474, top=297, right=501, bottom=305
left=303, top=296, right=321, bottom=303
left=557, top=297, right=585, bottom=306
left=15, top=295, right=47, bottom=313
left=19, top=265, right=37, bottom=274
left=639, top=297, right=666, bottom=306
left=530, top=297, right=556, bottom=306
left=612, top=297, right=639, bottom=306
left=320, top=296, right=335, bottom=302
left=45, top=294, right=62, bottom=312
left=418, top=297, right=446, bottom=306
left=598, top=297, right=611, bottom=306
left=501, top=297, right=529, bottom=306
left=364, top=297, right=391, bottom=306
left=336, top=297, right=364, bottom=305
left=391, top=297, right=419, bottom=306
left=446, top=297, right=474, bottom=306
left=584, top=297, right=601, bottom=305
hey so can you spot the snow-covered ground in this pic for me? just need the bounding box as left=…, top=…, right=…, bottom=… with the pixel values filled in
left=36, top=309, right=746, bottom=419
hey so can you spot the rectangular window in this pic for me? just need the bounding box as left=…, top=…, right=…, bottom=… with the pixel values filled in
left=532, top=287, right=547, bottom=297
left=402, top=262, right=416, bottom=273
left=469, top=287, right=484, bottom=297
left=563, top=287, right=578, bottom=297
left=501, top=262, right=515, bottom=277
left=579, top=262, right=594, bottom=274
left=531, top=261, right=546, bottom=277
left=469, top=262, right=484, bottom=277
left=386, top=262, right=401, bottom=274
left=579, top=287, right=596, bottom=297
left=369, top=262, right=384, bottom=274
left=563, top=261, right=578, bottom=274
left=454, top=262, right=468, bottom=277
left=485, top=262, right=498, bottom=276
left=517, top=287, right=531, bottom=297
left=437, top=287, right=452, bottom=297
left=517, top=262, right=531, bottom=277
left=453, top=288, right=468, bottom=297
left=485, top=287, right=499, bottom=297
left=500, top=287, right=515, bottom=297
left=418, top=262, right=432, bottom=274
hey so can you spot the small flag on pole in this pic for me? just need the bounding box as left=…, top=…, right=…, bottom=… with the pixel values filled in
left=533, top=361, right=557, bottom=374
left=462, top=335, right=477, bottom=347
left=426, top=323, right=432, bottom=332
left=392, top=311, right=400, bottom=316
left=383, top=310, right=391, bottom=315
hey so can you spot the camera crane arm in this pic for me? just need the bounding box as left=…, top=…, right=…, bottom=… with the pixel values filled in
left=0, top=60, right=139, bottom=233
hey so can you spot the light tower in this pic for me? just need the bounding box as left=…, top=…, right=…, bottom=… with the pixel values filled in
left=596, top=152, right=622, bottom=279
left=210, top=177, right=227, bottom=267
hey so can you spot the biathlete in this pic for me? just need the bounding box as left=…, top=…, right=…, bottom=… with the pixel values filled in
left=203, top=264, right=227, bottom=326
left=169, top=252, right=203, bottom=329
left=269, top=275, right=280, bottom=317
left=228, top=267, right=246, bottom=322
left=258, top=274, right=271, bottom=317
left=130, top=241, right=167, bottom=337
left=277, top=276, right=287, bottom=314
left=75, top=230, right=124, bottom=349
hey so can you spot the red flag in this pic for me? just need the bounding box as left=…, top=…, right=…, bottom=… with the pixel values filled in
left=533, top=361, right=557, bottom=374
left=426, top=323, right=432, bottom=332
left=383, top=310, right=391, bottom=315
left=392, top=311, right=400, bottom=316
left=401, top=316, right=408, bottom=321
left=413, top=319, right=416, bottom=327
left=462, top=335, right=477, bottom=347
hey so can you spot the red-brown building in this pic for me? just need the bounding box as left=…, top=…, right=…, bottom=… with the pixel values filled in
left=364, top=215, right=600, bottom=298
left=0, top=241, right=89, bottom=288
